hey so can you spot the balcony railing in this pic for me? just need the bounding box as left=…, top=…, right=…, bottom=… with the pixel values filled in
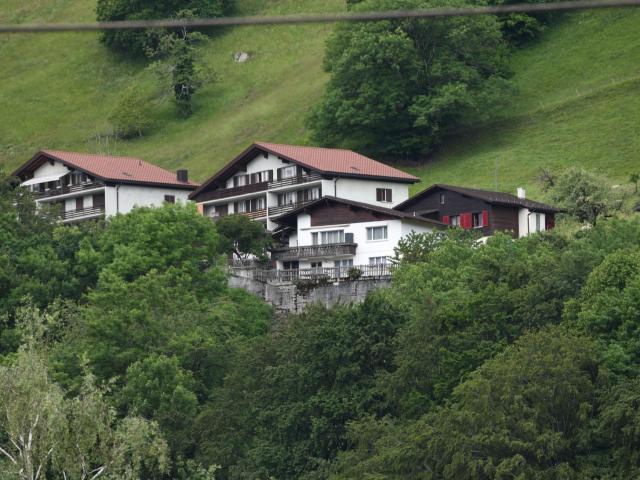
left=34, top=181, right=106, bottom=199
left=267, top=199, right=316, bottom=217
left=62, top=206, right=105, bottom=222
left=240, top=209, right=267, bottom=220
left=196, top=181, right=269, bottom=202
left=268, top=173, right=322, bottom=190
left=271, top=242, right=357, bottom=261
left=230, top=264, right=392, bottom=283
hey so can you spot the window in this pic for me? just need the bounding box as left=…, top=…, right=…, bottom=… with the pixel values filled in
left=535, top=213, right=542, bottom=232
left=311, top=262, right=323, bottom=268
left=308, top=187, right=321, bottom=201
left=283, top=261, right=299, bottom=270
left=234, top=175, right=247, bottom=187
left=376, top=188, right=392, bottom=203
left=369, top=256, right=387, bottom=266
left=472, top=212, right=482, bottom=228
left=367, top=226, right=388, bottom=241
left=75, top=197, right=84, bottom=211
left=440, top=193, right=446, bottom=205
left=279, top=191, right=297, bottom=206
left=450, top=215, right=460, bottom=227
left=334, top=259, right=354, bottom=268
left=280, top=165, right=297, bottom=179
left=312, top=230, right=345, bottom=245
left=164, top=195, right=176, bottom=204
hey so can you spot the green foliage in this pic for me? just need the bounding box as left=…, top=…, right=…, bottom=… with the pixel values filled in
left=197, top=292, right=409, bottom=479
left=96, top=0, right=233, bottom=57
left=215, top=214, right=272, bottom=260
left=150, top=25, right=213, bottom=118
left=309, top=0, right=510, bottom=158
left=548, top=167, right=624, bottom=225
left=0, top=346, right=169, bottom=480
left=109, top=84, right=155, bottom=138
left=122, top=354, right=199, bottom=455
left=332, top=327, right=599, bottom=479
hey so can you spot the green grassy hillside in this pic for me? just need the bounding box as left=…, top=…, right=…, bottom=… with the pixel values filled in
left=406, top=9, right=640, bottom=197
left=1, top=2, right=639, bottom=196
left=0, top=0, right=342, bottom=179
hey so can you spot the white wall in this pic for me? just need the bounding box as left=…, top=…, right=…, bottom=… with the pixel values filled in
left=322, top=178, right=410, bottom=208
left=517, top=208, right=546, bottom=237
left=225, top=153, right=290, bottom=188
left=287, top=217, right=434, bottom=269
left=105, top=185, right=191, bottom=216
left=33, top=160, right=70, bottom=178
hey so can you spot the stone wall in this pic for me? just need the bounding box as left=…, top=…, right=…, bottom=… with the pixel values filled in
left=228, top=274, right=391, bottom=314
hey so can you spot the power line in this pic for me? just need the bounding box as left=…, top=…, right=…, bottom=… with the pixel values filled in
left=0, top=0, right=639, bottom=34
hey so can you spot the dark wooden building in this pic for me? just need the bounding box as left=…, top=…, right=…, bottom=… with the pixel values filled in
left=394, top=184, right=559, bottom=238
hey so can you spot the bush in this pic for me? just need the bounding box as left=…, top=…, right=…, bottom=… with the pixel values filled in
left=548, top=167, right=625, bottom=225
left=109, top=84, right=154, bottom=138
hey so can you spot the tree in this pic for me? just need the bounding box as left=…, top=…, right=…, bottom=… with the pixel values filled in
left=0, top=348, right=169, bottom=480
left=96, top=0, right=233, bottom=57
left=548, top=167, right=624, bottom=225
left=215, top=214, right=272, bottom=261
left=331, top=327, right=600, bottom=479
left=308, top=0, right=510, bottom=158
left=150, top=23, right=213, bottom=118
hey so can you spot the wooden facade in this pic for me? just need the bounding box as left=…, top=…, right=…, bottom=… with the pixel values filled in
left=395, top=185, right=557, bottom=237
left=309, top=202, right=397, bottom=227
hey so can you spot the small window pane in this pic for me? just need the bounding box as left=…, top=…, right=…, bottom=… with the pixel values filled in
left=367, top=226, right=388, bottom=241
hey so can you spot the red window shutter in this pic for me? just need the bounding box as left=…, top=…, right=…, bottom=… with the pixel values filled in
left=482, top=209, right=489, bottom=227
left=461, top=213, right=472, bottom=229
left=442, top=215, right=450, bottom=225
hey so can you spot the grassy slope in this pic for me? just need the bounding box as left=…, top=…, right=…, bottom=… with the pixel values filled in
left=406, top=9, right=640, bottom=197
left=0, top=0, right=342, bottom=179
left=1, top=3, right=639, bottom=193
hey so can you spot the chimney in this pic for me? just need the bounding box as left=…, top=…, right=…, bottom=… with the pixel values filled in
left=517, top=187, right=526, bottom=199
left=177, top=169, right=188, bottom=183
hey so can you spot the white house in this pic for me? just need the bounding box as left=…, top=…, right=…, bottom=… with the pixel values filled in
left=189, top=142, right=420, bottom=231
left=12, top=150, right=198, bottom=223
left=270, top=196, right=444, bottom=275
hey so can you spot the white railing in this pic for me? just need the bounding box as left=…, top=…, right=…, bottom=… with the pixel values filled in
left=229, top=264, right=393, bottom=283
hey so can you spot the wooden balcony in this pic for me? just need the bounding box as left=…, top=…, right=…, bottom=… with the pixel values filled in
left=240, top=209, right=267, bottom=220
left=268, top=173, right=322, bottom=190
left=271, top=242, right=357, bottom=261
left=196, top=181, right=269, bottom=202
left=35, top=181, right=105, bottom=199
left=61, top=206, right=105, bottom=222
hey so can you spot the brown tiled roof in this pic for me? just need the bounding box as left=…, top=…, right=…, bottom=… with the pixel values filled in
left=396, top=184, right=559, bottom=213
left=272, top=196, right=446, bottom=228
left=14, top=151, right=198, bottom=190
left=190, top=142, right=418, bottom=199
left=255, top=142, right=419, bottom=182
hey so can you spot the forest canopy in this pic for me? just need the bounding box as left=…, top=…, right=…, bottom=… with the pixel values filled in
left=3, top=173, right=640, bottom=478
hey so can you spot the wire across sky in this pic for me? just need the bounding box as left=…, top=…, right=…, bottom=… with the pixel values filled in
left=0, top=0, right=639, bottom=34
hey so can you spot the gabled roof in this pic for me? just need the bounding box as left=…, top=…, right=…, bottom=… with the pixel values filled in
left=272, top=196, right=446, bottom=228
left=395, top=184, right=559, bottom=213
left=190, top=142, right=419, bottom=199
left=12, top=150, right=199, bottom=190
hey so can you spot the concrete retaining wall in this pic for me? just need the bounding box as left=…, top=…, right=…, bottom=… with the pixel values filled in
left=228, top=274, right=391, bottom=314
